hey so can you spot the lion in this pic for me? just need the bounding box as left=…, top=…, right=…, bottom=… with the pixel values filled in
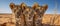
left=9, top=2, right=27, bottom=26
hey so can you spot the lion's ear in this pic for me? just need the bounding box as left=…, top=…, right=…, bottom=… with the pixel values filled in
left=9, top=3, right=15, bottom=9
left=43, top=4, right=48, bottom=9
left=20, top=2, right=27, bottom=9
left=32, top=2, right=39, bottom=9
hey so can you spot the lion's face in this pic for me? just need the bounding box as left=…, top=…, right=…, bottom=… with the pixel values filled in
left=35, top=4, right=48, bottom=13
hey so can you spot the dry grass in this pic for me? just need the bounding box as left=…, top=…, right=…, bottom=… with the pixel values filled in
left=42, top=14, right=60, bottom=25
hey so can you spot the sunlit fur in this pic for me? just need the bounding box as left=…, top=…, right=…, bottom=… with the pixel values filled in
left=32, top=2, right=39, bottom=9
left=20, top=2, right=27, bottom=10
left=33, top=3, right=48, bottom=26
left=9, top=2, right=48, bottom=26
left=10, top=2, right=26, bottom=26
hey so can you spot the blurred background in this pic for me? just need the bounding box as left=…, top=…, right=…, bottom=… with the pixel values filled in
left=0, top=0, right=60, bottom=14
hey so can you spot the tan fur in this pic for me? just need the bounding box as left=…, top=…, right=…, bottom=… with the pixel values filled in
left=9, top=2, right=48, bottom=26
left=9, top=2, right=26, bottom=26
left=33, top=4, right=48, bottom=26
left=32, top=3, right=39, bottom=9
